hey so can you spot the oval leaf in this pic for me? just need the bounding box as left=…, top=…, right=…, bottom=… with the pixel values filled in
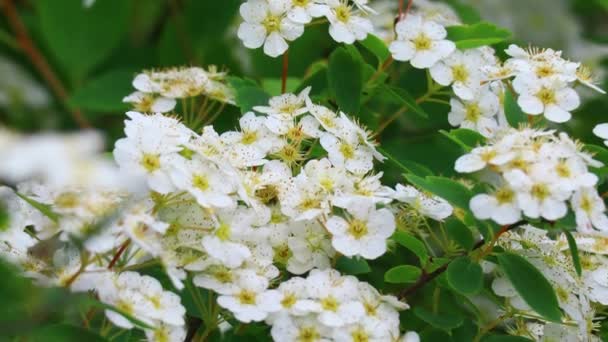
left=504, top=89, right=527, bottom=128
left=385, top=265, right=422, bottom=284
left=392, top=231, right=429, bottom=266
left=447, top=256, right=483, bottom=295
left=328, top=47, right=363, bottom=114
left=497, top=252, right=562, bottom=322
left=446, top=22, right=511, bottom=50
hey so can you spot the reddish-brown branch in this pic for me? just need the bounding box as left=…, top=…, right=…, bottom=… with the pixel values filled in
left=108, top=239, right=131, bottom=269
left=1, top=0, right=90, bottom=128
left=281, top=50, right=289, bottom=94
left=397, top=0, right=414, bottom=21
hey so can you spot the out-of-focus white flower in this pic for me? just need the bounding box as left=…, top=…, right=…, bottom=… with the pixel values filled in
left=393, top=184, right=453, bottom=221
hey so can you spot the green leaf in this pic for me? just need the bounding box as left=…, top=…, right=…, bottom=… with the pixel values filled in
left=36, top=0, right=131, bottom=80
left=446, top=22, right=511, bottom=49
left=228, top=78, right=270, bottom=113
left=404, top=174, right=473, bottom=210
left=447, top=256, right=483, bottom=295
left=359, top=34, right=390, bottom=65
left=68, top=70, right=134, bottom=113
left=504, top=89, right=527, bottom=127
left=382, top=85, right=429, bottom=118
left=261, top=77, right=300, bottom=95
left=481, top=335, right=534, bottom=342
left=440, top=128, right=486, bottom=151
left=586, top=144, right=608, bottom=166
left=335, top=256, right=371, bottom=275
left=444, top=0, right=482, bottom=24
left=445, top=218, right=474, bottom=250
left=85, top=298, right=155, bottom=330
left=392, top=231, right=429, bottom=266
left=27, top=324, right=107, bottom=342
left=384, top=265, right=422, bottom=284
left=328, top=47, right=363, bottom=114
left=0, top=201, right=8, bottom=232
left=563, top=230, right=582, bottom=276
left=413, top=307, right=464, bottom=330
left=497, top=252, right=562, bottom=322
left=16, top=192, right=59, bottom=223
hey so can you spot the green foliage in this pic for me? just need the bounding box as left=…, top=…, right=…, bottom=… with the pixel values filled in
left=413, top=307, right=464, bottom=330
left=328, top=47, right=363, bottom=114
left=228, top=77, right=270, bottom=113
left=504, top=89, right=528, bottom=128
left=26, top=324, right=107, bottom=342
left=404, top=174, right=473, bottom=210
left=440, top=128, right=486, bottom=151
left=358, top=34, right=391, bottom=66
left=446, top=22, right=512, bottom=49
left=69, top=70, right=134, bottom=113
left=445, top=218, right=475, bottom=250
left=335, top=256, right=372, bottom=275
left=16, top=192, right=60, bottom=222
left=384, top=265, right=422, bottom=284
left=496, top=252, right=562, bottom=322
left=392, top=231, right=429, bottom=266
left=36, top=0, right=131, bottom=80
left=446, top=256, right=483, bottom=295
left=563, top=230, right=583, bottom=276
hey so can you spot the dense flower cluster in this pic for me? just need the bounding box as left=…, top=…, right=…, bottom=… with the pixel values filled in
left=454, top=127, right=608, bottom=233
left=491, top=225, right=608, bottom=341
left=237, top=0, right=375, bottom=57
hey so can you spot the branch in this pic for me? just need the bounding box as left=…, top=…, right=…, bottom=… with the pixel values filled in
left=398, top=220, right=527, bottom=299
left=1, top=0, right=91, bottom=128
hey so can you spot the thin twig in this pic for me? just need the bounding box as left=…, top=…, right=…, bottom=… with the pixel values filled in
left=1, top=0, right=90, bottom=128
left=281, top=49, right=289, bottom=94
left=398, top=220, right=526, bottom=299
left=107, top=239, right=131, bottom=269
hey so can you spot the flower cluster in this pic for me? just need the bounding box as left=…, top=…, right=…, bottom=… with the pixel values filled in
left=455, top=127, right=608, bottom=233
left=237, top=0, right=375, bottom=57
left=491, top=225, right=608, bottom=340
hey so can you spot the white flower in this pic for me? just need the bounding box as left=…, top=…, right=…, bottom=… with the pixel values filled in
left=576, top=65, right=606, bottom=95
left=430, top=48, right=492, bottom=100
left=287, top=0, right=327, bottom=24
left=393, top=184, right=453, bottom=221
left=326, top=199, right=395, bottom=259
left=201, top=207, right=255, bottom=268
left=145, top=323, right=186, bottom=342
left=470, top=186, right=521, bottom=225
left=217, top=269, right=281, bottom=322
left=324, top=0, right=374, bottom=44
left=287, top=220, right=335, bottom=274
left=255, top=87, right=311, bottom=135
left=447, top=87, right=500, bottom=137
left=593, top=123, right=608, bottom=147
left=270, top=314, right=332, bottom=342
left=402, top=331, right=421, bottom=342
left=169, top=156, right=235, bottom=209
left=133, top=67, right=210, bottom=98
left=389, top=14, right=455, bottom=69
left=237, top=0, right=305, bottom=58
left=513, top=76, right=580, bottom=123
left=454, top=146, right=514, bottom=173
left=123, top=91, right=176, bottom=113
left=571, top=188, right=608, bottom=233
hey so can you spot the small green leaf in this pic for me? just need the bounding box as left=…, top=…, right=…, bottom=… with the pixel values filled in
left=445, top=218, right=474, bottom=250
left=504, top=89, right=527, bottom=127
left=413, top=307, right=464, bottom=330
left=16, top=193, right=59, bottom=223
left=385, top=265, right=422, bottom=284
left=447, top=22, right=511, bottom=49
left=563, top=230, right=582, bottom=276
left=359, top=34, right=390, bottom=65
left=382, top=85, right=429, bottom=118
left=0, top=201, right=8, bottom=232
left=228, top=78, right=270, bottom=113
left=328, top=47, right=363, bottom=114
left=404, top=174, right=473, bottom=210
left=497, top=252, right=562, bottom=322
left=335, top=256, right=371, bottom=275
left=440, top=128, right=486, bottom=151
left=447, top=256, right=483, bottom=295
left=392, top=231, right=428, bottom=265
left=261, top=77, right=300, bottom=95
left=69, top=70, right=134, bottom=113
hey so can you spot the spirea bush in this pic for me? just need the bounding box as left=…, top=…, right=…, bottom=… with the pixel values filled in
left=1, top=0, right=608, bottom=341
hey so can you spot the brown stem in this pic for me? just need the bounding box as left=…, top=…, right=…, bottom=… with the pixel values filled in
left=397, top=0, right=413, bottom=21
left=1, top=0, right=91, bottom=128
left=107, top=239, right=131, bottom=269
left=398, top=220, right=526, bottom=299
left=281, top=49, right=289, bottom=94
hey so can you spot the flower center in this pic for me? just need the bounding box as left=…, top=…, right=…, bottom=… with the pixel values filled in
left=274, top=244, right=292, bottom=264
left=192, top=174, right=210, bottom=191
left=351, top=328, right=369, bottom=342
left=238, top=289, right=257, bottom=305
left=212, top=267, right=233, bottom=283
left=241, top=130, right=258, bottom=145
left=580, top=194, right=593, bottom=213
left=452, top=64, right=469, bottom=82
left=293, top=0, right=309, bottom=6
left=555, top=161, right=571, bottom=178
left=297, top=327, right=320, bottom=342
left=413, top=34, right=432, bottom=51
left=140, top=153, right=161, bottom=172
left=215, top=222, right=231, bottom=241
left=495, top=187, right=514, bottom=204
left=281, top=293, right=297, bottom=308
left=54, top=192, right=79, bottom=208
left=536, top=87, right=556, bottom=105
left=256, top=184, right=280, bottom=204
left=335, top=5, right=351, bottom=22
left=348, top=219, right=368, bottom=239
left=465, top=103, right=481, bottom=122
left=321, top=296, right=339, bottom=312
left=535, top=64, right=555, bottom=78
left=339, top=142, right=355, bottom=159
left=531, top=183, right=550, bottom=200
left=298, top=197, right=321, bottom=210
left=262, top=15, right=281, bottom=32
